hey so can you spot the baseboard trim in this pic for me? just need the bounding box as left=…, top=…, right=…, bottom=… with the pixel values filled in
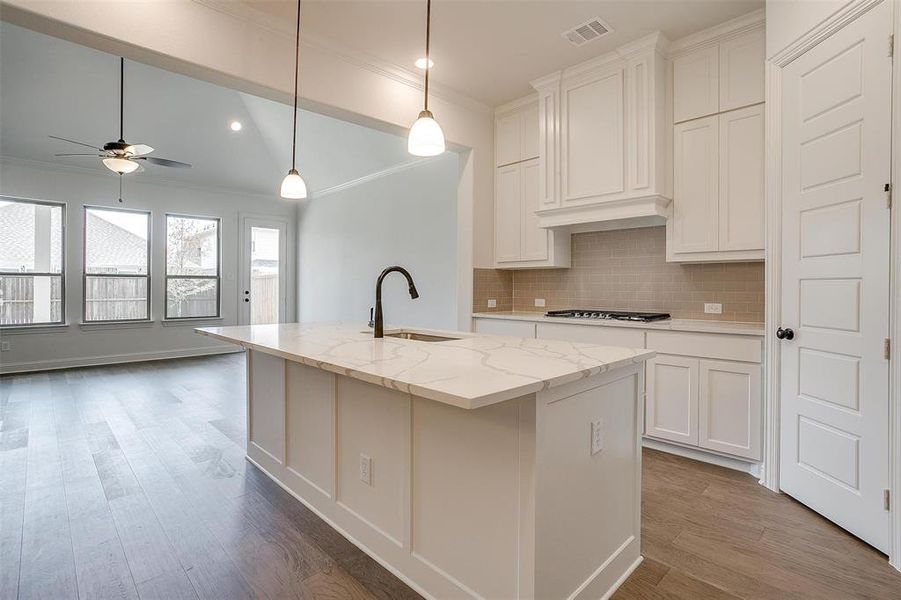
left=642, top=436, right=761, bottom=477
left=0, top=345, right=243, bottom=374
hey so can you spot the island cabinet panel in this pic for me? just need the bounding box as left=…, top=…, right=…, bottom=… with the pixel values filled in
left=336, top=377, right=409, bottom=547
left=411, top=397, right=527, bottom=599
left=285, top=362, right=335, bottom=498
left=247, top=350, right=286, bottom=471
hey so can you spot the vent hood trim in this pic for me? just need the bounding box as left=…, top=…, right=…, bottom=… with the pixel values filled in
left=536, top=195, right=671, bottom=232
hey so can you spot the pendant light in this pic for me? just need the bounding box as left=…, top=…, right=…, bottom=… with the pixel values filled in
left=407, top=0, right=445, bottom=157
left=280, top=0, right=308, bottom=199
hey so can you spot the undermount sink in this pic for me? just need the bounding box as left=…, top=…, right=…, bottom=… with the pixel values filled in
left=384, top=330, right=461, bottom=343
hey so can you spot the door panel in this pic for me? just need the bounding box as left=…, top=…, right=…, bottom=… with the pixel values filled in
left=673, top=115, right=719, bottom=253
left=495, top=164, right=522, bottom=263
left=779, top=1, right=891, bottom=553
left=646, top=354, right=698, bottom=445
left=673, top=45, right=719, bottom=122
left=719, top=104, right=765, bottom=251
left=496, top=112, right=521, bottom=166
left=520, top=104, right=539, bottom=161
left=520, top=159, right=548, bottom=261
left=718, top=28, right=765, bottom=112
left=699, top=360, right=761, bottom=460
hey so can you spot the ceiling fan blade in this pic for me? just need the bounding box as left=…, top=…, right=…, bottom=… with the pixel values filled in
left=134, top=156, right=192, bottom=168
left=49, top=135, right=102, bottom=150
left=125, top=144, right=154, bottom=156
left=54, top=153, right=102, bottom=157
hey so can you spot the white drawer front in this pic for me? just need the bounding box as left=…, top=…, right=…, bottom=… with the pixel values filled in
left=473, top=318, right=536, bottom=338
left=646, top=330, right=761, bottom=363
left=536, top=322, right=645, bottom=348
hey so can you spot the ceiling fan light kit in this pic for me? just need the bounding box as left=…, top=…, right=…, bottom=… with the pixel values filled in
left=280, top=0, right=309, bottom=199
left=102, top=156, right=139, bottom=174
left=407, top=0, right=445, bottom=157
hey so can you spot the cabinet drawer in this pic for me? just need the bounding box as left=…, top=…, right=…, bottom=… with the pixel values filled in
left=473, top=318, right=536, bottom=338
left=536, top=322, right=645, bottom=348
left=646, top=330, right=761, bottom=363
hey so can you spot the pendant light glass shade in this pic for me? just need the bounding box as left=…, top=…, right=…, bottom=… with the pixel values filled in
left=103, top=157, right=139, bottom=174
left=408, top=110, right=445, bottom=156
left=408, top=0, right=445, bottom=157
left=280, top=168, right=308, bottom=199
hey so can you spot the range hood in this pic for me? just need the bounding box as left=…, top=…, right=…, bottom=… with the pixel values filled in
left=536, top=195, right=671, bottom=233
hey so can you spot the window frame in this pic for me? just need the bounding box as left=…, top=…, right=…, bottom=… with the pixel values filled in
left=164, top=213, right=222, bottom=320
left=0, top=195, right=67, bottom=329
left=82, top=204, right=152, bottom=324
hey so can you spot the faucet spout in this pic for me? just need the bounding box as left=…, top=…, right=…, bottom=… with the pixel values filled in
left=374, top=266, right=419, bottom=338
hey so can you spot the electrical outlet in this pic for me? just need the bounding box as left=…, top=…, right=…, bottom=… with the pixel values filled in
left=704, top=303, right=723, bottom=314
left=359, top=454, right=372, bottom=486
left=534, top=298, right=546, bottom=308
left=590, top=419, right=604, bottom=455
left=0, top=340, right=9, bottom=352
left=487, top=299, right=497, bottom=308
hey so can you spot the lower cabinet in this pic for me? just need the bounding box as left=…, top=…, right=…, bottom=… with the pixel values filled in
left=647, top=353, right=761, bottom=460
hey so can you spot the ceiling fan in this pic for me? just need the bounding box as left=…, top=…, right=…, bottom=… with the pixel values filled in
left=50, top=57, right=192, bottom=174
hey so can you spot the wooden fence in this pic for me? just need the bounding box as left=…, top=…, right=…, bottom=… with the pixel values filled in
left=0, top=276, right=62, bottom=325
left=251, top=273, right=279, bottom=324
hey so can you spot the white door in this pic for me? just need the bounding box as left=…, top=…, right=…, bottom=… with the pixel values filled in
left=673, top=45, right=719, bottom=123
left=240, top=217, right=288, bottom=325
left=520, top=159, right=548, bottom=261
left=719, top=104, right=765, bottom=251
left=645, top=354, right=699, bottom=445
left=673, top=115, right=719, bottom=253
left=779, top=0, right=892, bottom=553
left=495, top=164, right=522, bottom=263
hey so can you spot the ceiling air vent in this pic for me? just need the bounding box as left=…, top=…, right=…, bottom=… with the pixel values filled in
left=562, top=17, right=614, bottom=47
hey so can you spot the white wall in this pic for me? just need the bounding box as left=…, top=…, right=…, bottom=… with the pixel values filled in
left=298, top=154, right=460, bottom=330
left=0, top=159, right=297, bottom=372
left=766, top=0, right=853, bottom=57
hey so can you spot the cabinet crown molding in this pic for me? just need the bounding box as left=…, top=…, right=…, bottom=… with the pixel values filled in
left=495, top=93, right=539, bottom=116
left=669, top=8, right=765, bottom=57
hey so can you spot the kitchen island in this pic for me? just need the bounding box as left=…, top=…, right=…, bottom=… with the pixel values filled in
left=196, top=323, right=654, bottom=599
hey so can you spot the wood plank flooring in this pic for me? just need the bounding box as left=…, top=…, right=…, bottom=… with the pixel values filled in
left=2, top=353, right=900, bottom=599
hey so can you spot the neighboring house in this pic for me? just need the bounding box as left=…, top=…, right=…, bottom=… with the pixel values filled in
left=0, top=201, right=63, bottom=272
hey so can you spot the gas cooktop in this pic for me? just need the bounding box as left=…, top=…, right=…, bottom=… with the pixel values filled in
left=545, top=309, right=671, bottom=322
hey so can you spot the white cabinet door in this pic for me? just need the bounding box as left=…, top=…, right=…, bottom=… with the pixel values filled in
left=673, top=115, right=719, bottom=253
left=536, top=322, right=645, bottom=348
left=496, top=112, right=522, bottom=167
left=719, top=28, right=765, bottom=113
left=519, top=159, right=548, bottom=261
left=495, top=164, right=522, bottom=262
left=473, top=318, right=536, bottom=338
left=561, top=68, right=625, bottom=202
left=645, top=354, right=699, bottom=446
left=673, top=45, right=719, bottom=123
left=719, top=104, right=765, bottom=251
left=520, top=104, right=539, bottom=161
left=698, top=360, right=761, bottom=460
left=537, top=86, right=558, bottom=207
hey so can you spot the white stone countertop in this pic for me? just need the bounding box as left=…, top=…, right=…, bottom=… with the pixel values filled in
left=196, top=323, right=654, bottom=410
left=472, top=312, right=765, bottom=336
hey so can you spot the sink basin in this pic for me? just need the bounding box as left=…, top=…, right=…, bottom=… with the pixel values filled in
left=383, top=330, right=461, bottom=343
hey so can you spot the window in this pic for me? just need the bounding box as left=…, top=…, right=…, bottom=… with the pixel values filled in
left=83, top=206, right=150, bottom=322
left=165, top=215, right=220, bottom=319
left=0, top=197, right=65, bottom=327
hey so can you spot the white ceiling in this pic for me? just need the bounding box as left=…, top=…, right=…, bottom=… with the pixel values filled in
left=242, top=0, right=764, bottom=106
left=0, top=22, right=419, bottom=197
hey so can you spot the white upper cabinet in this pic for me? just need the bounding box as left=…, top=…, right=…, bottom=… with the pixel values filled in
left=667, top=13, right=765, bottom=263
left=718, top=28, right=765, bottom=112
left=519, top=159, right=547, bottom=261
left=673, top=45, right=719, bottom=123
left=495, top=112, right=522, bottom=167
left=529, top=33, right=670, bottom=231
left=494, top=163, right=522, bottom=263
left=520, top=104, right=540, bottom=161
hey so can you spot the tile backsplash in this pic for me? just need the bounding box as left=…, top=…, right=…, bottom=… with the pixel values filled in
left=474, top=227, right=764, bottom=322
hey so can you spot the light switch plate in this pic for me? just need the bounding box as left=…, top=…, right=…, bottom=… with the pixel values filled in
left=0, top=341, right=9, bottom=352
left=360, top=454, right=372, bottom=486
left=487, top=299, right=497, bottom=308
left=534, top=298, right=546, bottom=307
left=591, top=419, right=603, bottom=455
left=704, top=303, right=723, bottom=314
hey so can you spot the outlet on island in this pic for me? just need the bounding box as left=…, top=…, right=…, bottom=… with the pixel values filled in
left=590, top=419, right=604, bottom=455
left=360, top=454, right=372, bottom=486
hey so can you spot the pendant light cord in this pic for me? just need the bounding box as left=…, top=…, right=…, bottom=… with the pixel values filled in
left=291, top=0, right=301, bottom=169
left=423, top=0, right=431, bottom=112
left=119, top=57, right=125, bottom=141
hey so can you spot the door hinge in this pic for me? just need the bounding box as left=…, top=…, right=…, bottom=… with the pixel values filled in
left=885, top=489, right=891, bottom=511
left=887, top=183, right=893, bottom=209
left=885, top=338, right=891, bottom=360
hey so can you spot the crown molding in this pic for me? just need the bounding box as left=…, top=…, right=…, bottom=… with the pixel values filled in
left=495, top=93, right=539, bottom=116
left=669, top=8, right=765, bottom=56
left=530, top=71, right=562, bottom=92
left=309, top=157, right=434, bottom=200
left=188, top=0, right=491, bottom=116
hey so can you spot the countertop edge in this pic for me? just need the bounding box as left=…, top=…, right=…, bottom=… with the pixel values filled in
left=196, top=327, right=656, bottom=409
left=472, top=312, right=765, bottom=336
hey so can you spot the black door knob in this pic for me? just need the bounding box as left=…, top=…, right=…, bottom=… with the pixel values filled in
left=776, top=327, right=794, bottom=340
left=244, top=298, right=250, bottom=303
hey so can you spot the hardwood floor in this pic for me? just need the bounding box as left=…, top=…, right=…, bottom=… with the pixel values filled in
left=2, top=353, right=900, bottom=599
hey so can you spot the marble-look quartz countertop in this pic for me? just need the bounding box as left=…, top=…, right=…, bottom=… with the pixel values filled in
left=472, top=312, right=765, bottom=336
left=196, top=323, right=654, bottom=409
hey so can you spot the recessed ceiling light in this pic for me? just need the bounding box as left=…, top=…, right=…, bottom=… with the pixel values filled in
left=229, top=121, right=243, bottom=131
left=414, top=57, right=434, bottom=70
